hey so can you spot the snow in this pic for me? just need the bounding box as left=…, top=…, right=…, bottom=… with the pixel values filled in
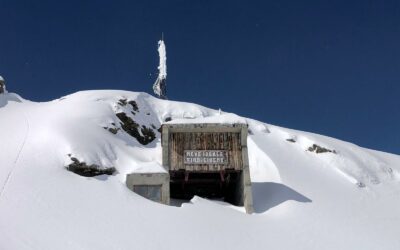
left=1, top=90, right=400, bottom=249
left=153, top=40, right=167, bottom=98
left=0, top=75, right=4, bottom=81
left=131, top=162, right=167, bottom=174
left=157, top=40, right=167, bottom=79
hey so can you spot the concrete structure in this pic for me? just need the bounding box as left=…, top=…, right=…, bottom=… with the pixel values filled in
left=126, top=168, right=170, bottom=204
left=126, top=123, right=253, bottom=213
left=162, top=123, right=254, bottom=214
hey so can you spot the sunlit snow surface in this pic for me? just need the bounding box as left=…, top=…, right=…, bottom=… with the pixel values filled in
left=0, top=90, right=400, bottom=250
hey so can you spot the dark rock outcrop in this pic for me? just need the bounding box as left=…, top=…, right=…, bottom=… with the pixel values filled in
left=128, top=100, right=139, bottom=112
left=116, top=112, right=156, bottom=145
left=118, top=98, right=128, bottom=106
left=307, top=144, right=336, bottom=154
left=103, top=126, right=120, bottom=134
left=66, top=156, right=116, bottom=177
left=118, top=99, right=139, bottom=116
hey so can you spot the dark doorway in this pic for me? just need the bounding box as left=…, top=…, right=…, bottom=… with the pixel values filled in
left=169, top=170, right=243, bottom=206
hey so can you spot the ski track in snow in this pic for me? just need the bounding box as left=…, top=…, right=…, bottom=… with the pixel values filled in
left=0, top=111, right=30, bottom=201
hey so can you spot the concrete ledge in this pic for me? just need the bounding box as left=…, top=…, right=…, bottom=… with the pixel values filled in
left=126, top=172, right=170, bottom=204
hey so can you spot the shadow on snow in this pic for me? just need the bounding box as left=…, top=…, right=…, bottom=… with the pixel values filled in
left=169, top=182, right=312, bottom=214
left=252, top=182, right=312, bottom=213
left=0, top=93, right=22, bottom=108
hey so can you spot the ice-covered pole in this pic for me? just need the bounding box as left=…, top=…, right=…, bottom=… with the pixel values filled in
left=157, top=39, right=167, bottom=80
left=153, top=38, right=167, bottom=99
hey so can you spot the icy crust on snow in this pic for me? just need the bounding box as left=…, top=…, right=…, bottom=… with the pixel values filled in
left=1, top=90, right=400, bottom=250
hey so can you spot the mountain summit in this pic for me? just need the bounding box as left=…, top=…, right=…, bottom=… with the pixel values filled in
left=0, top=90, right=399, bottom=250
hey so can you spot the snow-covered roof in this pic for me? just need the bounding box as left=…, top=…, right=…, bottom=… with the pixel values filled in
left=165, top=113, right=247, bottom=125
left=130, top=162, right=167, bottom=174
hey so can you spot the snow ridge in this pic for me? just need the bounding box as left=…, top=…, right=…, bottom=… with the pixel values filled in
left=0, top=90, right=400, bottom=250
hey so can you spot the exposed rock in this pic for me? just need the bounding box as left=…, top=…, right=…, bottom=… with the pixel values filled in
left=103, top=126, right=120, bottom=135
left=141, top=126, right=156, bottom=142
left=118, top=99, right=139, bottom=116
left=116, top=112, right=156, bottom=145
left=66, top=156, right=116, bottom=177
left=286, top=138, right=296, bottom=143
left=118, top=98, right=128, bottom=106
left=128, top=100, right=139, bottom=112
left=108, top=127, right=120, bottom=134
left=307, top=144, right=336, bottom=154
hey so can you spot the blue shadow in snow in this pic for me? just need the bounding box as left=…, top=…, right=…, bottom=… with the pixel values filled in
left=0, top=93, right=22, bottom=108
left=252, top=182, right=312, bottom=213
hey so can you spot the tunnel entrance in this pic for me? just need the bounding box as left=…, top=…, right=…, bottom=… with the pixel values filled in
left=170, top=170, right=242, bottom=205
left=162, top=123, right=254, bottom=213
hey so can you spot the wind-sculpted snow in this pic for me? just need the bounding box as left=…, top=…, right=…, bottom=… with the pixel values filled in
left=0, top=90, right=400, bottom=250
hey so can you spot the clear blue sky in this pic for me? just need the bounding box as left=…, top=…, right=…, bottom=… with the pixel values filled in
left=0, top=0, right=399, bottom=154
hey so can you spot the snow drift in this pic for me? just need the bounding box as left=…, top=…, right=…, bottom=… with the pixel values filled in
left=0, top=90, right=400, bottom=250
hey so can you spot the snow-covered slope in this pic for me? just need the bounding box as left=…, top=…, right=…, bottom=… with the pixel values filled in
left=1, top=90, right=399, bottom=250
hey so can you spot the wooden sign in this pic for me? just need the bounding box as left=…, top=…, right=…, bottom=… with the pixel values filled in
left=184, top=150, right=228, bottom=165
left=165, top=127, right=245, bottom=171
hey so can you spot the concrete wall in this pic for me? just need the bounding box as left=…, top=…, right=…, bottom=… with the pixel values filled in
left=240, top=126, right=254, bottom=214
left=126, top=172, right=170, bottom=205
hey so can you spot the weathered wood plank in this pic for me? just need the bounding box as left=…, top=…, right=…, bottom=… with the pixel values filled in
left=169, top=131, right=243, bottom=171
